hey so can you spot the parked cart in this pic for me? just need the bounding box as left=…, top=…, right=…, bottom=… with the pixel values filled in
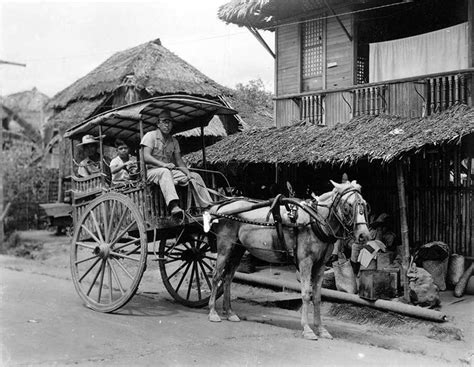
left=65, top=95, right=236, bottom=312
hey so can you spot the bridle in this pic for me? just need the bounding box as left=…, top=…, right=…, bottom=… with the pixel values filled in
left=329, top=187, right=369, bottom=234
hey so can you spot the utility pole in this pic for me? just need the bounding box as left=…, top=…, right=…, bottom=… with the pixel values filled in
left=0, top=59, right=26, bottom=245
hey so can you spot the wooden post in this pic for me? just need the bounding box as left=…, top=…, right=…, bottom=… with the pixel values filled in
left=396, top=161, right=411, bottom=302
left=469, top=0, right=474, bottom=106
left=0, top=109, right=4, bottom=245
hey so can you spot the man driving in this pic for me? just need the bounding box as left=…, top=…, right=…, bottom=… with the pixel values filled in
left=140, top=110, right=212, bottom=216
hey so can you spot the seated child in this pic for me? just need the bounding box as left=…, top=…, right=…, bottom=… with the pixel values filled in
left=77, top=135, right=101, bottom=177
left=110, top=139, right=138, bottom=184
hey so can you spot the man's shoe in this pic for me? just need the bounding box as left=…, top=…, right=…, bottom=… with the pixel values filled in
left=170, top=206, right=184, bottom=218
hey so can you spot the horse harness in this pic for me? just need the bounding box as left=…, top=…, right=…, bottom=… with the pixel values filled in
left=210, top=188, right=366, bottom=266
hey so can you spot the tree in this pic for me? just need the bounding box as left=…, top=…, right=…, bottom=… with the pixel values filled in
left=234, top=79, right=273, bottom=110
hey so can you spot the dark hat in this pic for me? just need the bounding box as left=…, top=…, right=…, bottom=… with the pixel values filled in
left=158, top=110, right=172, bottom=120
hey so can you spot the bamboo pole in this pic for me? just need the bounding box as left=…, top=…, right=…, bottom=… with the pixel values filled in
left=396, top=160, right=410, bottom=302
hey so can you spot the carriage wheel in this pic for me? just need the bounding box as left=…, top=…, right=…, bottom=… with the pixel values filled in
left=70, top=192, right=147, bottom=312
left=159, top=230, right=220, bottom=308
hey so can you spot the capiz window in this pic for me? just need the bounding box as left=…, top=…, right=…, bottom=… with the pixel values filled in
left=302, top=19, right=324, bottom=78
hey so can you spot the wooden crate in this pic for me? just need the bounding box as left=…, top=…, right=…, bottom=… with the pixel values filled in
left=358, top=269, right=399, bottom=300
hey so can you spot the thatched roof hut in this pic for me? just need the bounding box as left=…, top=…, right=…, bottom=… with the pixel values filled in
left=1, top=88, right=49, bottom=144
left=47, top=38, right=238, bottom=131
left=186, top=104, right=474, bottom=166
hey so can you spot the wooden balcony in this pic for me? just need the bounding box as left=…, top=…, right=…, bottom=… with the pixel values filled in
left=275, top=69, right=473, bottom=127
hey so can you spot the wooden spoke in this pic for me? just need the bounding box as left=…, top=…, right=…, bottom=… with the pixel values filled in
left=97, top=260, right=106, bottom=303
left=200, top=258, right=215, bottom=272
left=101, top=202, right=109, bottom=243
left=167, top=260, right=190, bottom=282
left=194, top=261, right=202, bottom=300
left=164, top=258, right=181, bottom=265
left=109, top=221, right=135, bottom=248
left=109, top=208, right=129, bottom=245
left=108, top=258, right=125, bottom=295
left=78, top=258, right=101, bottom=283
left=80, top=224, right=102, bottom=245
left=186, top=261, right=197, bottom=300
left=76, top=241, right=97, bottom=250
left=203, top=255, right=217, bottom=261
left=107, top=260, right=113, bottom=302
left=90, top=209, right=104, bottom=244
left=86, top=260, right=104, bottom=296
left=106, top=200, right=118, bottom=242
left=74, top=254, right=98, bottom=265
left=112, top=238, right=140, bottom=251
left=175, top=262, right=193, bottom=293
left=198, top=260, right=213, bottom=289
left=111, top=257, right=135, bottom=281
left=110, top=251, right=140, bottom=262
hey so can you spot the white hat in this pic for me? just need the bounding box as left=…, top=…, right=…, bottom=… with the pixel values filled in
left=77, top=134, right=99, bottom=146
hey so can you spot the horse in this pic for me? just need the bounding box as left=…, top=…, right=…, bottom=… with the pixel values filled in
left=206, top=180, right=371, bottom=340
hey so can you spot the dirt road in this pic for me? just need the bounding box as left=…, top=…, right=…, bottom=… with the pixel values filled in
left=0, top=233, right=470, bottom=366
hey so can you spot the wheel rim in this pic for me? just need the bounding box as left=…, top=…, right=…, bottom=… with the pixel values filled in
left=159, top=232, right=217, bottom=308
left=71, top=193, right=147, bottom=312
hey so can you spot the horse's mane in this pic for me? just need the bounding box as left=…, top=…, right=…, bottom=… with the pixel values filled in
left=314, top=180, right=361, bottom=203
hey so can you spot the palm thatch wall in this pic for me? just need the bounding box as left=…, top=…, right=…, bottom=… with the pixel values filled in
left=186, top=104, right=474, bottom=167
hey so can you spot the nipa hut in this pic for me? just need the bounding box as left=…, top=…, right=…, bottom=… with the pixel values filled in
left=186, top=104, right=474, bottom=257
left=46, top=38, right=247, bottom=176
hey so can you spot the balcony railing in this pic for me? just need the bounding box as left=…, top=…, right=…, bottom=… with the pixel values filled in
left=275, top=69, right=473, bottom=127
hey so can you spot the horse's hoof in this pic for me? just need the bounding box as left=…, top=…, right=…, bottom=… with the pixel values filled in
left=318, top=327, right=333, bottom=340
left=227, top=314, right=241, bottom=322
left=208, top=313, right=222, bottom=322
left=302, top=329, right=318, bottom=340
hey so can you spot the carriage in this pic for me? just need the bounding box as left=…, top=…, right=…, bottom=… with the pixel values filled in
left=65, top=95, right=237, bottom=312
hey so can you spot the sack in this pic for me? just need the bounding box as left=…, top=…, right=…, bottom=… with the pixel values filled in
left=407, top=263, right=440, bottom=308
left=333, top=255, right=357, bottom=294
left=448, top=254, right=465, bottom=286
left=422, top=258, right=449, bottom=291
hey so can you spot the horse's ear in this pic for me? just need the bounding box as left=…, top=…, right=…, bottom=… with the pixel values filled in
left=286, top=181, right=295, bottom=197
left=351, top=180, right=361, bottom=190
left=330, top=179, right=342, bottom=190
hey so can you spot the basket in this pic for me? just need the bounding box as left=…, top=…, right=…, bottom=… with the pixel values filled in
left=422, top=258, right=449, bottom=291
left=448, top=254, right=465, bottom=287
left=333, top=256, right=357, bottom=294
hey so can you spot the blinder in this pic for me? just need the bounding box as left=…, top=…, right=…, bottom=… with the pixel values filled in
left=331, top=188, right=369, bottom=232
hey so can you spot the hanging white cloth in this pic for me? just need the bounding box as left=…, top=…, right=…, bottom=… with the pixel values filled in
left=369, top=22, right=468, bottom=83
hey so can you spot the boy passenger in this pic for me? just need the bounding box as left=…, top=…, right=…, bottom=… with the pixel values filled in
left=110, top=139, right=138, bottom=184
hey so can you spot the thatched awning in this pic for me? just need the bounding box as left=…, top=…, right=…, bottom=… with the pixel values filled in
left=185, top=105, right=474, bottom=167
left=218, top=0, right=362, bottom=29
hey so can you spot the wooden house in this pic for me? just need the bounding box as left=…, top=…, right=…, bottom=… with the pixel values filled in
left=219, top=0, right=473, bottom=125
left=188, top=0, right=474, bottom=257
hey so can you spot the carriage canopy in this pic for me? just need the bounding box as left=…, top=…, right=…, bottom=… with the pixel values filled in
left=64, top=95, right=237, bottom=146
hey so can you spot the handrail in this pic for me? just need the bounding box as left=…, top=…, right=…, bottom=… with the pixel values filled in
left=189, top=167, right=231, bottom=188
left=274, top=68, right=474, bottom=100
left=70, top=173, right=105, bottom=183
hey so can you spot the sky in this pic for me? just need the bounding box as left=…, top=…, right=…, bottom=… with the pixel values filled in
left=0, top=0, right=275, bottom=98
